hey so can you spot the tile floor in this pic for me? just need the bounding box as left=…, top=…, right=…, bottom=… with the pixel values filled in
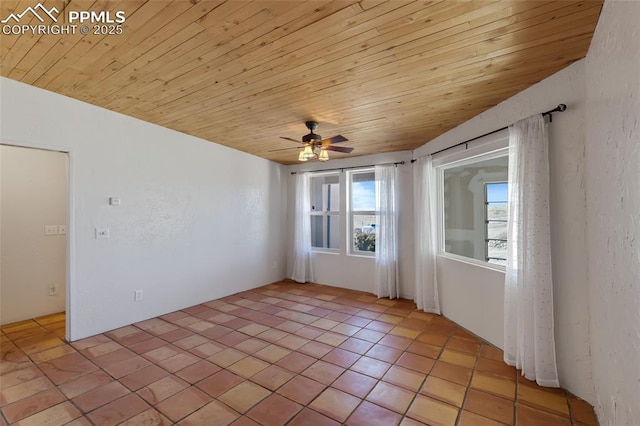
left=1, top=281, right=598, bottom=425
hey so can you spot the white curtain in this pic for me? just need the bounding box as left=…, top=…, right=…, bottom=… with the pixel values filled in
left=413, top=156, right=441, bottom=314
left=503, top=114, right=559, bottom=387
left=291, top=172, right=314, bottom=283
left=374, top=165, right=399, bottom=298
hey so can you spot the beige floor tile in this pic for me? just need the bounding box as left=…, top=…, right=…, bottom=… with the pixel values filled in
left=137, top=376, right=189, bottom=405
left=118, top=408, right=172, bottom=426
left=315, top=331, right=348, bottom=347
left=331, top=323, right=361, bottom=336
left=421, top=376, right=467, bottom=407
left=309, top=387, right=360, bottom=422
left=277, top=334, right=309, bottom=350
left=11, top=401, right=80, bottom=426
left=250, top=364, right=294, bottom=391
left=179, top=400, right=240, bottom=426
left=439, top=349, right=477, bottom=369
left=237, top=323, right=270, bottom=336
left=471, top=372, right=516, bottom=400
left=218, top=382, right=271, bottom=414
left=254, top=344, right=291, bottom=363
left=1, top=377, right=53, bottom=405
left=302, top=360, right=344, bottom=385
left=366, top=381, right=414, bottom=414
left=382, top=365, right=426, bottom=392
left=207, top=348, right=247, bottom=368
left=407, top=395, right=459, bottom=426
left=311, top=318, right=341, bottom=330
left=390, top=326, right=420, bottom=339
left=155, top=387, right=212, bottom=422
left=227, top=356, right=269, bottom=378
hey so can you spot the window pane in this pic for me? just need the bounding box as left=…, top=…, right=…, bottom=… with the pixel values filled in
left=352, top=214, right=376, bottom=252
left=310, top=174, right=340, bottom=213
left=443, top=155, right=508, bottom=262
left=487, top=202, right=507, bottom=220
left=487, top=221, right=507, bottom=240
left=488, top=236, right=507, bottom=262
left=311, top=215, right=339, bottom=249
left=486, top=182, right=508, bottom=203
left=351, top=171, right=375, bottom=211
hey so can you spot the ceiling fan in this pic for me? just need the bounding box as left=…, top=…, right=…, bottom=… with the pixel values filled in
left=279, top=121, right=354, bottom=162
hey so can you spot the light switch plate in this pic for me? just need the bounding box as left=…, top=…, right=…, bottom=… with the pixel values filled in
left=58, top=225, right=67, bottom=235
left=45, top=225, right=58, bottom=236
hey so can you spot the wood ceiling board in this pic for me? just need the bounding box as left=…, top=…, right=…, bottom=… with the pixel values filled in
left=0, top=0, right=603, bottom=164
left=97, top=1, right=340, bottom=103
left=139, top=2, right=598, bottom=126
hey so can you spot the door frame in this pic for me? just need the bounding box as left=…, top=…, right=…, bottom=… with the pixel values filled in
left=1, top=140, right=75, bottom=341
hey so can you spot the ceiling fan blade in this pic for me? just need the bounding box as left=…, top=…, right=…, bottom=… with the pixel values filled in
left=325, top=145, right=354, bottom=153
left=321, top=135, right=348, bottom=145
left=280, top=136, right=302, bottom=143
left=268, top=146, right=303, bottom=152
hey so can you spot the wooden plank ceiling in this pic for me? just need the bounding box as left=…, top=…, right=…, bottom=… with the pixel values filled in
left=0, top=0, right=603, bottom=164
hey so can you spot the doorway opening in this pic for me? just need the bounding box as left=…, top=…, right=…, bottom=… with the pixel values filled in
left=1, top=144, right=69, bottom=341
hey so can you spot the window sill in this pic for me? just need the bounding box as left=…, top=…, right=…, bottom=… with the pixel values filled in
left=312, top=249, right=340, bottom=255
left=437, top=252, right=506, bottom=273
left=347, top=252, right=375, bottom=259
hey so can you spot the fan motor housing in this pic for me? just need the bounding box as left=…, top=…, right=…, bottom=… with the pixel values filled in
left=302, top=133, right=322, bottom=143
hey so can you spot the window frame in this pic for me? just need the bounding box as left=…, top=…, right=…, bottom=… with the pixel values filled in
left=347, top=168, right=377, bottom=257
left=309, top=171, right=341, bottom=253
left=433, top=132, right=509, bottom=272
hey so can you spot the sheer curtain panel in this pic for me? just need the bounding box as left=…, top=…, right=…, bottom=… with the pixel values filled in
left=291, top=172, right=313, bottom=283
left=413, top=157, right=441, bottom=314
left=503, top=115, right=559, bottom=387
left=374, top=165, right=399, bottom=298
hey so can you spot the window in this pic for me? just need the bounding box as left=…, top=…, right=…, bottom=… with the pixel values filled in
left=349, top=170, right=376, bottom=255
left=439, top=150, right=508, bottom=268
left=485, top=182, right=508, bottom=265
left=310, top=173, right=340, bottom=250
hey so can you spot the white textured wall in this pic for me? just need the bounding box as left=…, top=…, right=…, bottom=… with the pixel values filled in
left=0, top=78, right=287, bottom=341
left=286, top=151, right=415, bottom=298
left=414, top=60, right=593, bottom=402
left=584, top=1, right=640, bottom=424
left=1, top=146, right=68, bottom=324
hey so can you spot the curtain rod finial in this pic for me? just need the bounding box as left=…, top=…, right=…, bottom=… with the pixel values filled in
left=557, top=104, right=567, bottom=112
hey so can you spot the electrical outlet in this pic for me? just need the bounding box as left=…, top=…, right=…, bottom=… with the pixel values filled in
left=95, top=228, right=110, bottom=239
left=49, top=284, right=57, bottom=296
left=45, top=225, right=58, bottom=236
left=134, top=290, right=143, bottom=302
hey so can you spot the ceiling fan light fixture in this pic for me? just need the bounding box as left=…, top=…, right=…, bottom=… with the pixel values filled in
left=301, top=144, right=315, bottom=160
left=283, top=121, right=352, bottom=162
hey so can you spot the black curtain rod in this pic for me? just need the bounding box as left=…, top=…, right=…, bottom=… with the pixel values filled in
left=410, top=104, right=567, bottom=162
left=290, top=161, right=405, bottom=175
